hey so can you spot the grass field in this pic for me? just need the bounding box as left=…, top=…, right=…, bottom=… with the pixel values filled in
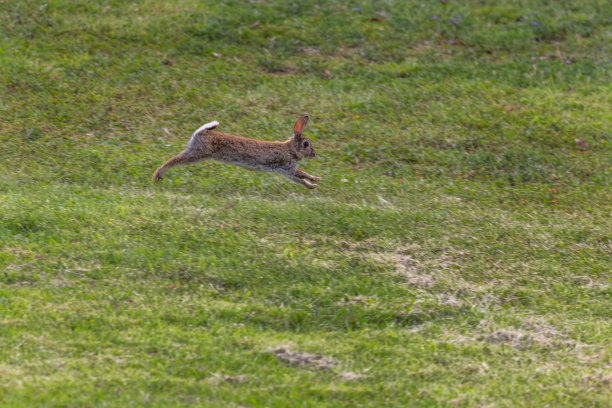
left=1, top=0, right=611, bottom=406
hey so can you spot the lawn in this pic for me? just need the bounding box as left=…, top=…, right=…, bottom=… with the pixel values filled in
left=0, top=0, right=611, bottom=407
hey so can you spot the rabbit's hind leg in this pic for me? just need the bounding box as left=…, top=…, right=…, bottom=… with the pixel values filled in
left=295, top=169, right=321, bottom=182
left=152, top=151, right=204, bottom=182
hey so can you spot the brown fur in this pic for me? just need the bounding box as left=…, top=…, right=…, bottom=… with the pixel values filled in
left=152, top=116, right=321, bottom=189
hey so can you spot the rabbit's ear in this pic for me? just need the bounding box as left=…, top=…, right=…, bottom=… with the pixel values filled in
left=293, top=115, right=309, bottom=137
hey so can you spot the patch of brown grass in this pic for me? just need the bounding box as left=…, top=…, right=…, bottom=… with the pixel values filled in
left=268, top=346, right=337, bottom=371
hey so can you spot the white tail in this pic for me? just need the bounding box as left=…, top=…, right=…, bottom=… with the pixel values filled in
left=193, top=121, right=219, bottom=136
left=187, top=121, right=219, bottom=147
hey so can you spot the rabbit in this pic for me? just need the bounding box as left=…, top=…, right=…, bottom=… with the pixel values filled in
left=152, top=115, right=321, bottom=189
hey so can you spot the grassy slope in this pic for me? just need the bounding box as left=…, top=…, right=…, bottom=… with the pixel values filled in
left=1, top=1, right=611, bottom=406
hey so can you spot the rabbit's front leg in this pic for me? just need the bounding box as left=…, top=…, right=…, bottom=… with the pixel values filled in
left=295, top=169, right=321, bottom=182
left=282, top=171, right=318, bottom=189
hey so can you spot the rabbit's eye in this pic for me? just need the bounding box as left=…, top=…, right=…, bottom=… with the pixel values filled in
left=303, top=141, right=309, bottom=147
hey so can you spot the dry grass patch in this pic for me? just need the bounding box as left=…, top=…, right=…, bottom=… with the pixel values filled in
left=479, top=319, right=588, bottom=350
left=207, top=373, right=248, bottom=384
left=395, top=254, right=436, bottom=288
left=582, top=371, right=612, bottom=385
left=339, top=371, right=367, bottom=381
left=268, top=346, right=338, bottom=371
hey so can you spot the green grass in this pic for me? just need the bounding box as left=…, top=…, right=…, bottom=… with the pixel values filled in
left=1, top=0, right=611, bottom=406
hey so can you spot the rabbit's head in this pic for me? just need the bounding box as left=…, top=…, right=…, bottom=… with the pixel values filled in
left=291, top=116, right=316, bottom=159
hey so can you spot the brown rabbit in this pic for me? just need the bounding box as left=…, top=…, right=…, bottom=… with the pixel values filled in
left=152, top=116, right=321, bottom=189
